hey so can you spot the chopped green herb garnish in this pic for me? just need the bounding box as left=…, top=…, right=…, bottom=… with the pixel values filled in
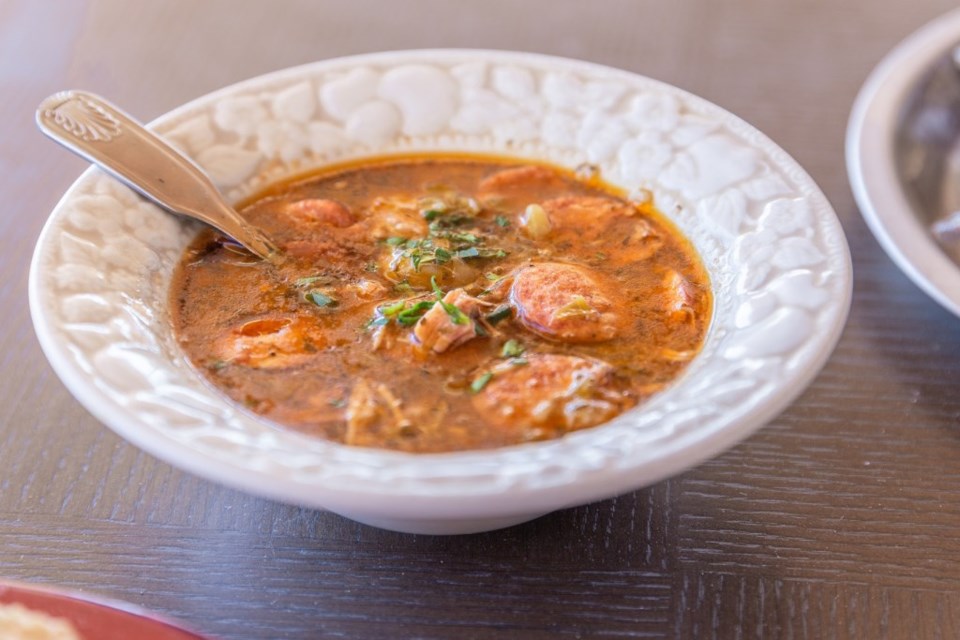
left=207, top=359, right=229, bottom=371
left=454, top=232, right=480, bottom=244
left=328, top=398, right=346, bottom=408
left=385, top=236, right=407, bottom=246
left=422, top=209, right=442, bottom=221
left=305, top=291, right=337, bottom=307
left=430, top=276, right=444, bottom=298
left=485, top=272, right=503, bottom=281
left=368, top=294, right=443, bottom=330
left=501, top=339, right=525, bottom=358
left=394, top=281, right=413, bottom=294
left=441, top=302, right=469, bottom=325
left=430, top=229, right=480, bottom=245
left=495, top=215, right=510, bottom=228
left=434, top=247, right=452, bottom=264
left=428, top=215, right=471, bottom=233
left=380, top=300, right=407, bottom=316
left=394, top=238, right=458, bottom=272
left=485, top=306, right=512, bottom=325
left=470, top=372, right=493, bottom=394
left=508, top=357, right=528, bottom=366
left=365, top=316, right=390, bottom=329
left=455, top=247, right=480, bottom=259
left=396, top=300, right=436, bottom=326
left=431, top=276, right=469, bottom=325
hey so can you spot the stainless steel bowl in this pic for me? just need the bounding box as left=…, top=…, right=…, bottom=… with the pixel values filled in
left=848, top=8, right=960, bottom=317
left=896, top=45, right=960, bottom=261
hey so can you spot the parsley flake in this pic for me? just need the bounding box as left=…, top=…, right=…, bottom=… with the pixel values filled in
left=501, top=339, right=525, bottom=358
left=455, top=247, right=480, bottom=259
left=471, top=372, right=493, bottom=394
left=365, top=316, right=390, bottom=329
left=431, top=276, right=469, bottom=325
left=485, top=306, right=512, bottom=325
left=305, top=291, right=337, bottom=307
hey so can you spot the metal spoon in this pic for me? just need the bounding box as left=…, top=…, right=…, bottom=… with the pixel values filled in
left=36, top=90, right=279, bottom=261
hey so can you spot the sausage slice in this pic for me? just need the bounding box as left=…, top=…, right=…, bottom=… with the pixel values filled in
left=471, top=353, right=635, bottom=434
left=510, top=262, right=621, bottom=342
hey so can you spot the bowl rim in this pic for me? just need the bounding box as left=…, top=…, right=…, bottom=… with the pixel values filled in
left=846, top=8, right=960, bottom=318
left=30, top=49, right=852, bottom=523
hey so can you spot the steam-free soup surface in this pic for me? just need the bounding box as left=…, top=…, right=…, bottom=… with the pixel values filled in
left=170, top=156, right=711, bottom=452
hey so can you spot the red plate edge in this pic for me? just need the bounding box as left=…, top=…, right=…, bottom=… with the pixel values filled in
left=0, top=581, right=213, bottom=639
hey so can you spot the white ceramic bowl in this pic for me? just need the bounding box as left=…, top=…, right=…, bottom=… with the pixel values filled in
left=30, top=50, right=851, bottom=534
left=847, top=8, right=960, bottom=317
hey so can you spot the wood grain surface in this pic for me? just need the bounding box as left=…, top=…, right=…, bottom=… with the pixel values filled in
left=3, top=0, right=960, bottom=638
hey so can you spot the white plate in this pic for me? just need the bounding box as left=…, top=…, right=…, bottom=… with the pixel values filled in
left=847, top=8, right=960, bottom=317
left=30, top=50, right=851, bottom=534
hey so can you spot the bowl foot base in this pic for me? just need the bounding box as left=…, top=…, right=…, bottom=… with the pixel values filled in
left=336, top=510, right=551, bottom=535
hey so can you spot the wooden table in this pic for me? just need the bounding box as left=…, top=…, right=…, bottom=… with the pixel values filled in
left=4, top=0, right=960, bottom=637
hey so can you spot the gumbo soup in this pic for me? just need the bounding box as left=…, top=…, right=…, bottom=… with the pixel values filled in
left=170, top=156, right=711, bottom=452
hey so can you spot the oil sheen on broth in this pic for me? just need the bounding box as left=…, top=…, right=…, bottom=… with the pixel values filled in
left=170, top=155, right=712, bottom=453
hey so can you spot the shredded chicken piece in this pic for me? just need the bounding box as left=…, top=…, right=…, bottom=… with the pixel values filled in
left=369, top=322, right=388, bottom=351
left=664, top=270, right=697, bottom=322
left=659, top=347, right=695, bottom=362
left=366, top=196, right=428, bottom=239
left=344, top=379, right=412, bottom=445
left=345, top=379, right=378, bottom=444
left=349, top=279, right=387, bottom=299
left=375, top=383, right=412, bottom=433
left=413, top=289, right=483, bottom=353
left=418, top=401, right=449, bottom=436
left=626, top=217, right=656, bottom=243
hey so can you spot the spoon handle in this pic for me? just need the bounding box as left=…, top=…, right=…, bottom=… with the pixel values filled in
left=36, top=90, right=278, bottom=261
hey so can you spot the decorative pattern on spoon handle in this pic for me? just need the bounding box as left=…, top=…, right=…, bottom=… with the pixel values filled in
left=39, top=91, right=123, bottom=143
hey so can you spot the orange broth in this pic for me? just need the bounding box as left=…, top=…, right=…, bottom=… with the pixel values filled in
left=170, top=155, right=711, bottom=452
